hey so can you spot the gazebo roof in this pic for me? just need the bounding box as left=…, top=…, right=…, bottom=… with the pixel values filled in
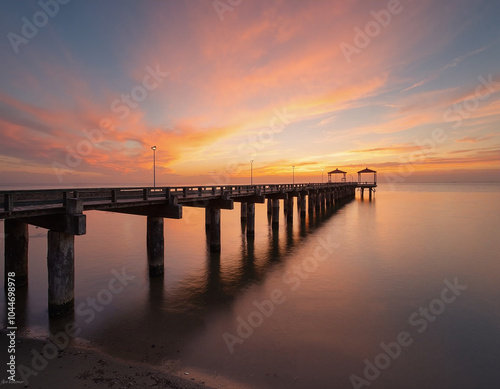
left=328, top=168, right=346, bottom=174
left=358, top=167, right=377, bottom=173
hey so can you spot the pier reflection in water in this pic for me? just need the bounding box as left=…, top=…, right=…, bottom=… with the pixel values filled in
left=37, top=197, right=352, bottom=368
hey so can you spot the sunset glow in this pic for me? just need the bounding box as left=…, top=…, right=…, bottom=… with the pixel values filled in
left=1, top=0, right=499, bottom=186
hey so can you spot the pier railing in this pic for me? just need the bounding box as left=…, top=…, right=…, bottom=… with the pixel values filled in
left=1, top=183, right=358, bottom=216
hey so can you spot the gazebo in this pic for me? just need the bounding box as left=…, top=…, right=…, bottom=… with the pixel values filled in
left=357, top=167, right=377, bottom=185
left=327, top=168, right=346, bottom=183
left=357, top=168, right=377, bottom=200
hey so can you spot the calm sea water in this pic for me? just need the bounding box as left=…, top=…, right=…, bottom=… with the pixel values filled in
left=1, top=183, right=500, bottom=388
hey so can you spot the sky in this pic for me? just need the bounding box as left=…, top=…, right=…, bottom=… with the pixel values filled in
left=0, top=0, right=499, bottom=187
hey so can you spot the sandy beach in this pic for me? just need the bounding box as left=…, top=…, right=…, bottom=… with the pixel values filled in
left=0, top=332, right=239, bottom=389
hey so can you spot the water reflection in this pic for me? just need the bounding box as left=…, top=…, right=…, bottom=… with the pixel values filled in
left=171, top=198, right=353, bottom=314
left=7, top=197, right=355, bottom=370
left=6, top=185, right=500, bottom=389
left=48, top=310, right=75, bottom=340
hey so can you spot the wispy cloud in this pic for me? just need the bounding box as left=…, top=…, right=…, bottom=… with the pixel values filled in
left=455, top=133, right=499, bottom=143
left=402, top=45, right=491, bottom=92
left=350, top=144, right=428, bottom=154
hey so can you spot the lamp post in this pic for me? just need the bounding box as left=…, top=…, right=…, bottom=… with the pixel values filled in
left=292, top=165, right=295, bottom=185
left=322, top=169, right=324, bottom=184
left=151, top=146, right=157, bottom=188
left=250, top=160, right=253, bottom=185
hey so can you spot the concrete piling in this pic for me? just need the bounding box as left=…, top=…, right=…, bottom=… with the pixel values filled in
left=241, top=202, right=247, bottom=220
left=272, top=199, right=280, bottom=227
left=205, top=207, right=211, bottom=231
left=247, top=203, right=255, bottom=236
left=300, top=195, right=306, bottom=215
left=147, top=216, right=164, bottom=276
left=209, top=207, right=221, bottom=252
left=47, top=231, right=74, bottom=316
left=286, top=198, right=294, bottom=222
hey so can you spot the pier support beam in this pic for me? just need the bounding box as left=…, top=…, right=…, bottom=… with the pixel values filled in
left=208, top=207, right=221, bottom=252
left=205, top=207, right=211, bottom=231
left=286, top=198, right=294, bottom=222
left=4, top=220, right=29, bottom=288
left=300, top=195, right=306, bottom=216
left=247, top=203, right=255, bottom=237
left=47, top=231, right=74, bottom=316
left=267, top=198, right=272, bottom=214
left=147, top=216, right=164, bottom=276
left=272, top=199, right=280, bottom=227
left=241, top=202, right=247, bottom=220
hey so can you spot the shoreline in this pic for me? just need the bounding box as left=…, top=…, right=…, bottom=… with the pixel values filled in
left=1, top=331, right=244, bottom=389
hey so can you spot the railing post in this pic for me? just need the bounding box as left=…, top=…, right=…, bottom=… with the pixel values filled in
left=143, top=188, right=149, bottom=200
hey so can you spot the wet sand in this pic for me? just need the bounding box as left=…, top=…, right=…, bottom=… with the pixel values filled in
left=0, top=332, right=242, bottom=389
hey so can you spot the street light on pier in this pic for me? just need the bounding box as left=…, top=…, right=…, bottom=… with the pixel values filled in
left=151, top=146, right=157, bottom=188
left=250, top=160, right=254, bottom=185
left=322, top=169, right=324, bottom=184
left=292, top=165, right=295, bottom=185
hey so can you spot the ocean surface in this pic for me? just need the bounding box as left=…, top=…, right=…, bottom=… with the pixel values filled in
left=1, top=183, right=500, bottom=388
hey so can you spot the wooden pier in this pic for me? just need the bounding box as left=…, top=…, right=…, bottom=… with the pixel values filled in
left=1, top=180, right=372, bottom=316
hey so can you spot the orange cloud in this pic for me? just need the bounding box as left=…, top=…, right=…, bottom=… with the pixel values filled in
left=350, top=144, right=426, bottom=154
